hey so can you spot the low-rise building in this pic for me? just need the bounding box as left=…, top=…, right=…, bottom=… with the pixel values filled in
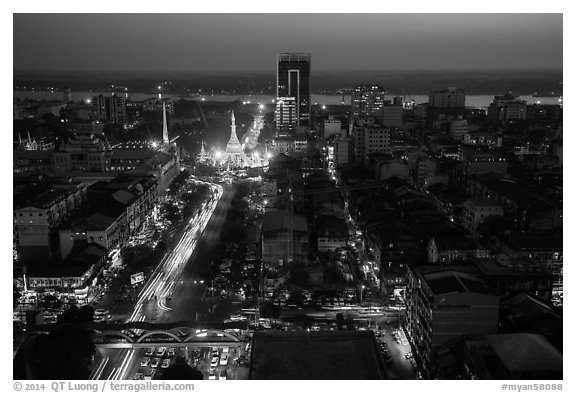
left=14, top=181, right=88, bottom=262
left=463, top=334, right=562, bottom=380
left=450, top=117, right=468, bottom=141
left=471, top=257, right=554, bottom=301
left=323, top=118, right=342, bottom=139
left=316, top=215, right=348, bottom=253
left=262, top=210, right=308, bottom=266
left=495, top=234, right=562, bottom=301
left=376, top=158, right=409, bottom=182
left=20, top=244, right=108, bottom=303
left=466, top=175, right=562, bottom=233
left=460, top=197, right=504, bottom=235
left=334, top=137, right=351, bottom=166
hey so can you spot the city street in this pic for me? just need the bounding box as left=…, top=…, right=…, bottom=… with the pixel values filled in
left=135, top=182, right=241, bottom=324
left=93, top=182, right=246, bottom=380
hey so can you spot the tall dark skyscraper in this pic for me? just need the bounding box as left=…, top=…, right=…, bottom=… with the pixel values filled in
left=276, top=52, right=311, bottom=128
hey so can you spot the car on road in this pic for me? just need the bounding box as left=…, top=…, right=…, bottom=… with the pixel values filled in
left=150, top=357, right=160, bottom=368
left=210, top=356, right=219, bottom=368
left=156, top=347, right=166, bottom=357
left=208, top=370, right=216, bottom=380
left=219, top=354, right=228, bottom=365
left=140, top=357, right=150, bottom=367
left=133, top=372, right=144, bottom=380
left=168, top=348, right=176, bottom=357
left=145, top=347, right=155, bottom=356
left=161, top=359, right=171, bottom=368
left=144, top=369, right=156, bottom=380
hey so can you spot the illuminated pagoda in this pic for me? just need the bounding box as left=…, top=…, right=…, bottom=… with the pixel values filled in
left=197, top=141, right=212, bottom=164
left=217, top=111, right=249, bottom=168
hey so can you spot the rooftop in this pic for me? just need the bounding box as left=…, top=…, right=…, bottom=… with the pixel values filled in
left=262, top=210, right=307, bottom=233
left=473, top=258, right=552, bottom=278
left=464, top=197, right=502, bottom=208
left=418, top=267, right=492, bottom=296
left=249, top=331, right=386, bottom=380
left=485, top=334, right=562, bottom=372
left=506, top=234, right=563, bottom=251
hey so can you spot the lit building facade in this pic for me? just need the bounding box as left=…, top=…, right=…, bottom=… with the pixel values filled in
left=277, top=53, right=311, bottom=127
left=275, top=96, right=298, bottom=131
left=352, top=85, right=386, bottom=118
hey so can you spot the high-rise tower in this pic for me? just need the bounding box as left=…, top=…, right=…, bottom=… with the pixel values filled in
left=277, top=53, right=311, bottom=128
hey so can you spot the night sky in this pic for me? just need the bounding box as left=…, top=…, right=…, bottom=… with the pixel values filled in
left=13, top=13, right=562, bottom=72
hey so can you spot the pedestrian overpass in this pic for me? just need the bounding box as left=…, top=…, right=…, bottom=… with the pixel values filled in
left=30, top=320, right=247, bottom=349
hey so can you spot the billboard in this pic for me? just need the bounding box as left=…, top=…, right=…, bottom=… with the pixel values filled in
left=130, top=272, right=145, bottom=285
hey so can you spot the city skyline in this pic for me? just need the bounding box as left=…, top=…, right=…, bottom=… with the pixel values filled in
left=11, top=10, right=565, bottom=385
left=13, top=13, right=563, bottom=72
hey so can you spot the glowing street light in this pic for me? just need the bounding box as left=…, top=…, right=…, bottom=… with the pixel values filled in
left=266, top=152, right=272, bottom=159
left=215, top=151, right=222, bottom=159
left=322, top=105, right=326, bottom=110
left=151, top=141, right=158, bottom=148
left=259, top=104, right=264, bottom=109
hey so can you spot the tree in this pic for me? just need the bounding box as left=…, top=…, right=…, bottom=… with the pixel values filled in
left=13, top=324, right=95, bottom=379
left=162, top=357, right=203, bottom=380
left=259, top=302, right=275, bottom=318
left=155, top=241, right=168, bottom=253
left=289, top=267, right=309, bottom=288
left=13, top=285, right=22, bottom=307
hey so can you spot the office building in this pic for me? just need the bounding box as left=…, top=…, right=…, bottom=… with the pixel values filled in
left=277, top=53, right=311, bottom=127
left=352, top=85, right=386, bottom=118
left=352, top=118, right=391, bottom=165
left=92, top=94, right=127, bottom=125
left=382, top=104, right=403, bottom=127
left=428, top=88, right=466, bottom=117
left=334, top=137, right=351, bottom=166
left=488, top=94, right=527, bottom=123
left=450, top=117, right=469, bottom=141
left=323, top=117, right=342, bottom=139
left=275, top=97, right=298, bottom=131
left=405, top=265, right=499, bottom=377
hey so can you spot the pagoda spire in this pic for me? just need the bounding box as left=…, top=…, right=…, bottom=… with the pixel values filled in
left=162, top=102, right=169, bottom=144
left=225, top=110, right=243, bottom=152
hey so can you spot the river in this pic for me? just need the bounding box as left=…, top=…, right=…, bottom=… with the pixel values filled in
left=13, top=90, right=562, bottom=109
